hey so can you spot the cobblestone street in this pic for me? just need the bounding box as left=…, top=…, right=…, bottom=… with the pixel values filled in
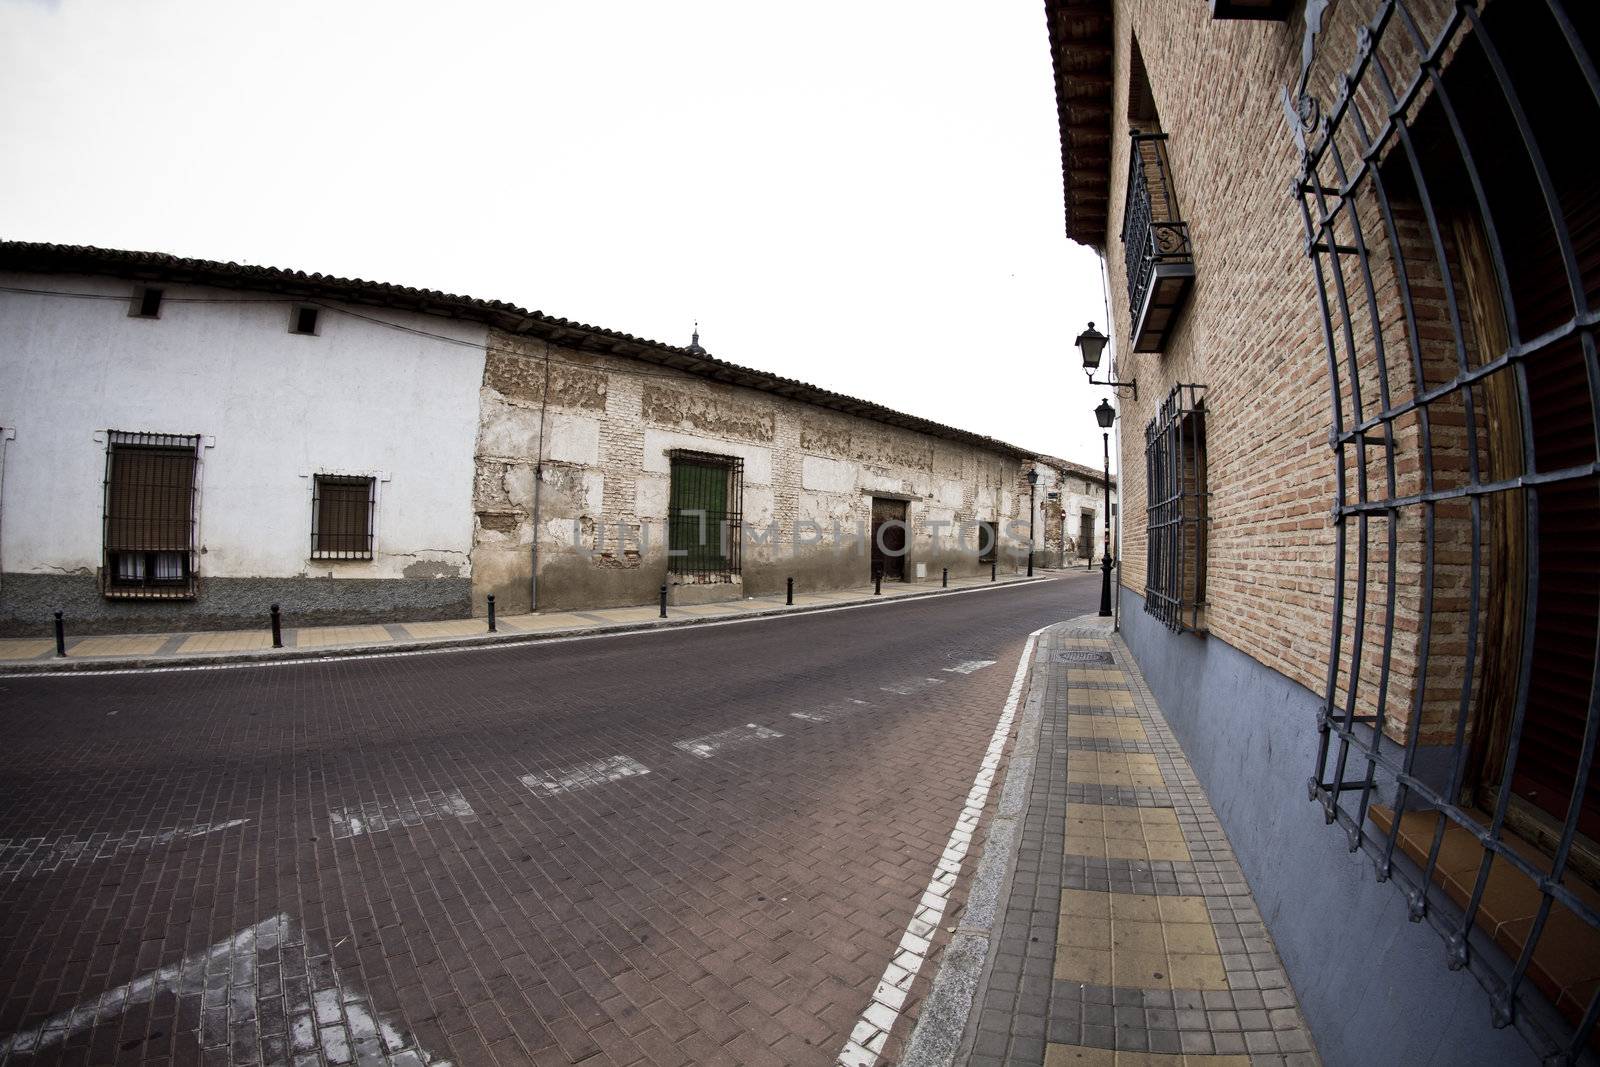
left=0, top=575, right=1096, bottom=1066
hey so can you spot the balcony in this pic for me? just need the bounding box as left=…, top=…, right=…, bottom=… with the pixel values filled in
left=1122, top=131, right=1195, bottom=353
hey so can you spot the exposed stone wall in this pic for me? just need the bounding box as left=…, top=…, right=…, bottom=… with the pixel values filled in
left=469, top=331, right=1070, bottom=613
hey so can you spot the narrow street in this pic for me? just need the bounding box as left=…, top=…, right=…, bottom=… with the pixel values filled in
left=0, top=573, right=1101, bottom=1067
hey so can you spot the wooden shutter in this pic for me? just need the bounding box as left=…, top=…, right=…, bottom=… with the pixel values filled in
left=106, top=446, right=195, bottom=552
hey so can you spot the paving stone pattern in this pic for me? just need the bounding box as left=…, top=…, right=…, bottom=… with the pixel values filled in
left=970, top=621, right=1320, bottom=1066
left=0, top=575, right=1096, bottom=1066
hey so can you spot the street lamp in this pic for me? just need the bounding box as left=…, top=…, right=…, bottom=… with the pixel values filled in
left=1026, top=467, right=1039, bottom=577
left=1078, top=322, right=1137, bottom=399
left=1095, top=399, right=1116, bottom=618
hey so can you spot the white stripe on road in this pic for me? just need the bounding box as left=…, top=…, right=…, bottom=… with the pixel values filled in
left=521, top=755, right=651, bottom=795
left=673, top=723, right=783, bottom=759
left=0, top=818, right=248, bottom=882
left=329, top=789, right=475, bottom=840
left=789, top=711, right=830, bottom=723
left=838, top=628, right=1043, bottom=1067
left=0, top=913, right=452, bottom=1064
left=880, top=677, right=945, bottom=696
left=942, top=659, right=997, bottom=675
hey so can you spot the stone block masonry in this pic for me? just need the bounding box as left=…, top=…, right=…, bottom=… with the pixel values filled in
left=469, top=329, right=1103, bottom=615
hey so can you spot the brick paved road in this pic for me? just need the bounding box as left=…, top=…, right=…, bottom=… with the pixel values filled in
left=0, top=574, right=1099, bottom=1067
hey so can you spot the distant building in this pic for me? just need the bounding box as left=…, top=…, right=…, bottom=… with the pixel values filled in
left=0, top=242, right=1114, bottom=633
left=1046, top=1, right=1598, bottom=1064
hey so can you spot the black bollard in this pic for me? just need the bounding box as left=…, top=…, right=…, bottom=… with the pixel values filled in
left=874, top=573, right=882, bottom=596
left=660, top=584, right=668, bottom=619
left=270, top=604, right=283, bottom=648
left=1027, top=550, right=1034, bottom=578
left=942, top=567, right=948, bottom=588
left=991, top=560, right=997, bottom=582
left=54, top=611, right=66, bottom=657
left=487, top=594, right=497, bottom=632
left=786, top=577, right=794, bottom=606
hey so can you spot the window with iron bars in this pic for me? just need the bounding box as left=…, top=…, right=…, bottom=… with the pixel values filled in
left=667, top=451, right=743, bottom=580
left=102, top=431, right=199, bottom=599
left=311, top=475, right=376, bottom=560
left=1143, top=384, right=1207, bottom=633
left=1293, top=1, right=1600, bottom=1059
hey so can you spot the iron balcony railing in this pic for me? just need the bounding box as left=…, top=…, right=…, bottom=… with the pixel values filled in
left=1121, top=131, right=1195, bottom=353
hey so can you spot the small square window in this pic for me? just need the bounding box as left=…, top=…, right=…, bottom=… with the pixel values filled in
left=312, top=475, right=375, bottom=559
left=291, top=305, right=320, bottom=335
left=129, top=286, right=163, bottom=318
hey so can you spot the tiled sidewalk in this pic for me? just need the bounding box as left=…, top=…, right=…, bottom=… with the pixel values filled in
left=0, top=571, right=1051, bottom=671
left=968, top=619, right=1320, bottom=1066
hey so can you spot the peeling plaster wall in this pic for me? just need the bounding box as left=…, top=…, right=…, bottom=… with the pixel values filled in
left=470, top=330, right=1119, bottom=614
left=0, top=273, right=486, bottom=632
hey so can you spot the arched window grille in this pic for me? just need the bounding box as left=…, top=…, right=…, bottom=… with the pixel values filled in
left=1293, top=2, right=1600, bottom=1060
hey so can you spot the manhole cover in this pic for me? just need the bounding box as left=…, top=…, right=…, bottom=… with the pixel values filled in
left=1055, top=649, right=1113, bottom=664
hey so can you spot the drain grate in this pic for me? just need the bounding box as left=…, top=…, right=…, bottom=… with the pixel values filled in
left=1053, top=649, right=1113, bottom=665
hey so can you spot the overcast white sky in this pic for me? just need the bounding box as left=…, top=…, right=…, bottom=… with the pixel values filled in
left=0, top=0, right=1118, bottom=470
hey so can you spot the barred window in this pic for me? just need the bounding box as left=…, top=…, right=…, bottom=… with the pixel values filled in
left=667, top=452, right=742, bottom=580
left=103, top=431, right=199, bottom=599
left=312, top=475, right=375, bottom=559
left=1143, top=384, right=1207, bottom=633
left=1294, top=1, right=1600, bottom=1058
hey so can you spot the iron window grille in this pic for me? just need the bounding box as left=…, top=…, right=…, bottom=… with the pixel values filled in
left=1122, top=131, right=1196, bottom=353
left=667, top=451, right=743, bottom=581
left=1143, top=384, right=1208, bottom=633
left=1293, top=1, right=1600, bottom=1060
left=102, top=431, right=199, bottom=599
left=311, top=475, right=376, bottom=560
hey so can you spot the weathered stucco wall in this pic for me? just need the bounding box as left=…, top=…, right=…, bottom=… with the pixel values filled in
left=470, top=331, right=1073, bottom=613
left=0, top=273, right=486, bottom=634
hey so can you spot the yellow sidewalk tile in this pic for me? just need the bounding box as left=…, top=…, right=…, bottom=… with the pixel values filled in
left=176, top=631, right=274, bottom=654
left=1067, top=750, right=1166, bottom=789
left=68, top=635, right=167, bottom=657
left=399, top=619, right=496, bottom=639
left=294, top=625, right=392, bottom=649
left=1070, top=717, right=1149, bottom=742
left=1072, top=687, right=1135, bottom=708
left=0, top=638, right=55, bottom=661
left=1056, top=889, right=1227, bottom=991
left=1067, top=668, right=1126, bottom=685
left=501, top=612, right=592, bottom=631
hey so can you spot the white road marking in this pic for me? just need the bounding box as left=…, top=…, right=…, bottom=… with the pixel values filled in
left=880, top=677, right=945, bottom=696
left=3, top=576, right=1056, bottom=679
left=943, top=659, right=997, bottom=675
left=0, top=913, right=451, bottom=1064
left=521, top=755, right=650, bottom=795
left=673, top=723, right=783, bottom=759
left=329, top=789, right=475, bottom=840
left=0, top=818, right=248, bottom=882
left=838, top=628, right=1044, bottom=1067
left=789, top=711, right=830, bottom=723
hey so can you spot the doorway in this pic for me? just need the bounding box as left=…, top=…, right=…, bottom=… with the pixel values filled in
left=1078, top=510, right=1096, bottom=560
left=870, top=497, right=907, bottom=581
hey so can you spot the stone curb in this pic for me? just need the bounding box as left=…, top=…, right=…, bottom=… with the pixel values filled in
left=900, top=615, right=1111, bottom=1067
left=0, top=575, right=1060, bottom=676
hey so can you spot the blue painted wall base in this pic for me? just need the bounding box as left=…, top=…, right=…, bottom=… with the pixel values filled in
left=1117, top=586, right=1538, bottom=1067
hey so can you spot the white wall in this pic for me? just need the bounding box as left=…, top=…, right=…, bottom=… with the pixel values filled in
left=0, top=273, right=488, bottom=581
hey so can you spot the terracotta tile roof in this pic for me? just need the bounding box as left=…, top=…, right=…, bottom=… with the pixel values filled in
left=0, top=240, right=1050, bottom=460
left=1037, top=452, right=1118, bottom=489
left=1043, top=0, right=1115, bottom=248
